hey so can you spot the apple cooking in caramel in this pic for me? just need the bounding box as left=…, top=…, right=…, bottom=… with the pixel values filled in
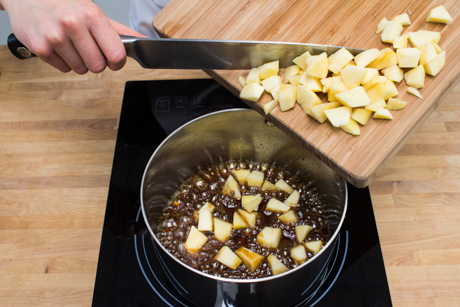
left=157, top=161, right=329, bottom=279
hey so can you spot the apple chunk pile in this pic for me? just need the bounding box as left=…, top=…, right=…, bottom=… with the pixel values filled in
left=180, top=165, right=327, bottom=277
left=239, top=5, right=450, bottom=136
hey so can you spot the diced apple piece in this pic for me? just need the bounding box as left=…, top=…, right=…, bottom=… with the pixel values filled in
left=266, top=198, right=291, bottom=213
left=238, top=209, right=258, bottom=227
left=198, top=202, right=214, bottom=231
left=407, top=87, right=423, bottom=99
left=304, top=52, right=328, bottom=79
left=321, top=76, right=342, bottom=93
left=299, top=73, right=323, bottom=92
left=396, top=48, right=422, bottom=68
left=295, top=224, right=313, bottom=243
left=369, top=48, right=397, bottom=70
left=373, top=108, right=393, bottom=120
left=184, top=226, right=208, bottom=254
left=392, top=13, right=411, bottom=26
left=245, top=67, right=260, bottom=84
left=240, top=83, right=264, bottom=102
left=328, top=48, right=354, bottom=74
left=233, top=211, right=248, bottom=230
left=278, top=84, right=297, bottom=111
left=325, top=106, right=352, bottom=127
left=419, top=42, right=438, bottom=65
left=340, top=66, right=367, bottom=89
left=335, top=86, right=370, bottom=108
left=404, top=65, right=425, bottom=88
left=261, top=75, right=282, bottom=93
left=341, top=118, right=361, bottom=136
left=288, top=74, right=301, bottom=86
left=222, top=174, right=241, bottom=199
left=263, top=99, right=279, bottom=115
left=375, top=17, right=388, bottom=34
left=381, top=20, right=403, bottom=44
left=235, top=247, right=265, bottom=273
left=309, top=102, right=342, bottom=123
left=238, top=76, right=245, bottom=87
left=393, top=34, right=408, bottom=49
left=290, top=245, right=307, bottom=265
left=275, top=179, right=294, bottom=193
left=431, top=42, right=443, bottom=53
left=261, top=180, right=280, bottom=191
left=387, top=98, right=407, bottom=111
left=278, top=210, right=298, bottom=224
left=354, top=48, right=382, bottom=68
left=284, top=65, right=301, bottom=83
left=362, top=75, right=388, bottom=91
left=257, top=227, right=283, bottom=249
left=247, top=170, right=264, bottom=187
left=284, top=190, right=300, bottom=207
left=241, top=194, right=262, bottom=213
left=365, top=99, right=387, bottom=112
left=293, top=51, right=311, bottom=70
left=361, top=68, right=379, bottom=85
left=297, top=85, right=322, bottom=114
left=270, top=84, right=281, bottom=101
left=215, top=246, right=242, bottom=270
left=381, top=65, right=403, bottom=82
left=213, top=218, right=233, bottom=242
left=407, top=31, right=433, bottom=49
left=426, top=5, right=453, bottom=24
left=304, top=240, right=324, bottom=254
left=267, top=254, right=289, bottom=276
left=424, top=50, right=446, bottom=76
left=420, top=30, right=441, bottom=44
left=233, top=169, right=250, bottom=184
left=328, top=81, right=348, bottom=102
left=259, top=61, right=279, bottom=80
left=366, top=80, right=398, bottom=103
left=352, top=108, right=372, bottom=126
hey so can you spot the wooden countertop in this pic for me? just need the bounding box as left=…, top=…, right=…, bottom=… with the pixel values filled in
left=0, top=45, right=459, bottom=306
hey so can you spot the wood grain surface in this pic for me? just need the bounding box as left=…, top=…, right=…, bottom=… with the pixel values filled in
left=153, top=0, right=460, bottom=188
left=1, top=27, right=460, bottom=307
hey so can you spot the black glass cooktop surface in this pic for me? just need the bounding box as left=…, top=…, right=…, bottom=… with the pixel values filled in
left=92, top=79, right=392, bottom=307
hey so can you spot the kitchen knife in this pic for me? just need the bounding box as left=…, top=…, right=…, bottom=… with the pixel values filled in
left=8, top=33, right=363, bottom=70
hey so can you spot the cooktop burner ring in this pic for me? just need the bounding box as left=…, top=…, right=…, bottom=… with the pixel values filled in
left=133, top=207, right=349, bottom=307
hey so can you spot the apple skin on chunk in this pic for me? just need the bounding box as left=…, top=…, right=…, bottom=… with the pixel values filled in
left=215, top=246, right=242, bottom=270
left=222, top=174, right=241, bottom=199
left=257, top=226, right=283, bottom=248
left=247, top=170, right=265, bottom=187
left=239, top=83, right=264, bottom=102
left=295, top=224, right=313, bottom=243
left=266, top=198, right=291, bottom=213
left=185, top=226, right=208, bottom=255
left=335, top=86, right=370, bottom=108
left=267, top=254, right=289, bottom=276
left=235, top=247, right=265, bottom=273
left=304, top=240, right=324, bottom=254
left=213, top=218, right=233, bottom=242
left=290, top=244, right=307, bottom=265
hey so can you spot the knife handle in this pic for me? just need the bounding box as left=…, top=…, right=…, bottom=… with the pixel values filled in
left=8, top=33, right=36, bottom=59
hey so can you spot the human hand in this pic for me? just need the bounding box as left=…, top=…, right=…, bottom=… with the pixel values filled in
left=1, top=0, right=144, bottom=74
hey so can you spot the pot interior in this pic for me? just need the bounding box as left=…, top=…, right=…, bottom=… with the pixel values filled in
left=141, top=109, right=347, bottom=278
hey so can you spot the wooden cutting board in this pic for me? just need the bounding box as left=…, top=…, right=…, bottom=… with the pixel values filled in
left=152, top=0, right=460, bottom=188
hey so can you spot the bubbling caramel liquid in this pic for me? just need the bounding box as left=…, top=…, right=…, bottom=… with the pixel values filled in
left=158, top=161, right=329, bottom=279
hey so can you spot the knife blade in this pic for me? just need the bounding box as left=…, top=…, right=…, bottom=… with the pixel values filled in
left=8, top=33, right=364, bottom=70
